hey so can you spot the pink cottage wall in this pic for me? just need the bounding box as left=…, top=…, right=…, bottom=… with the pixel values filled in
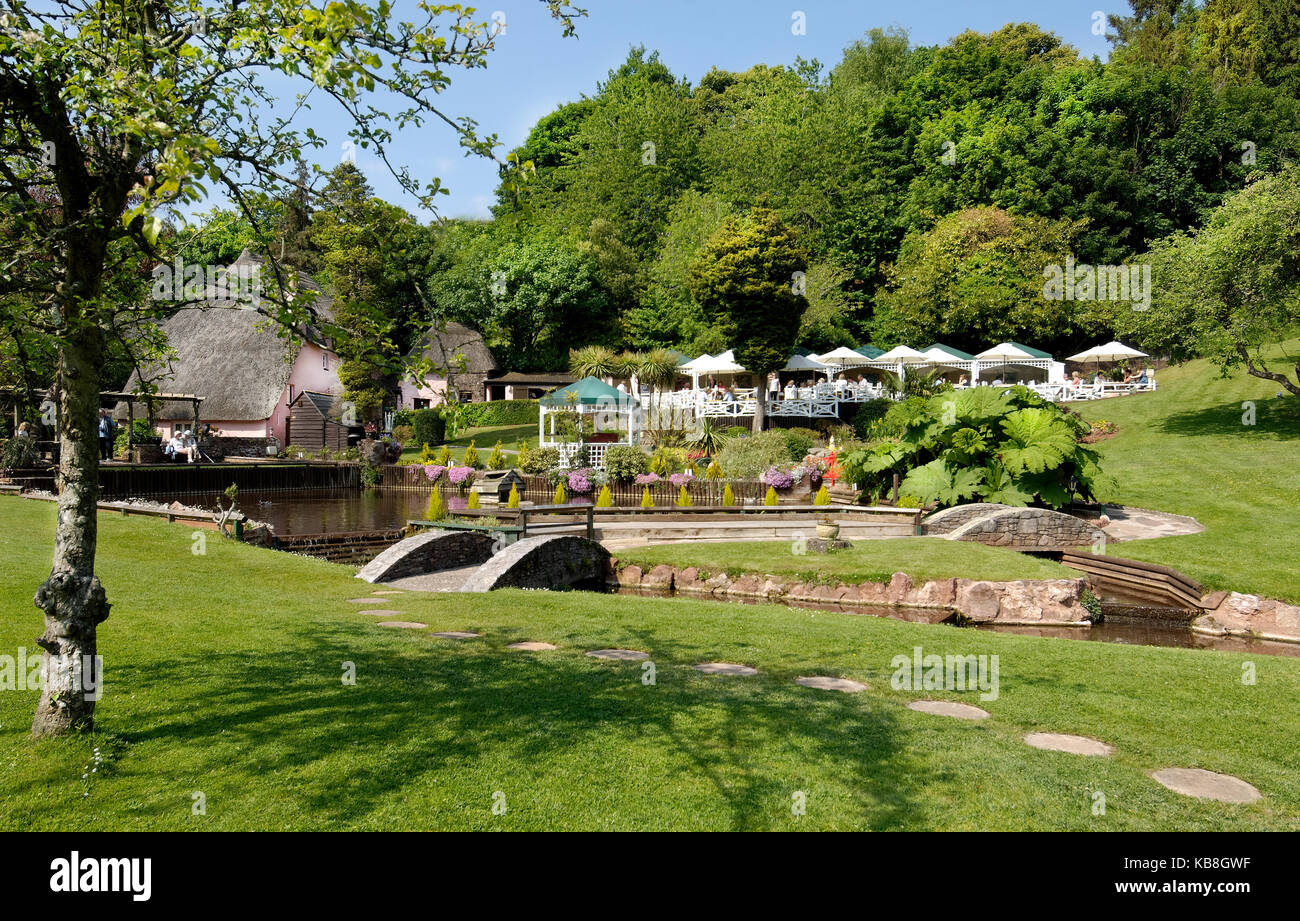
left=398, top=374, right=450, bottom=409
left=267, top=342, right=343, bottom=443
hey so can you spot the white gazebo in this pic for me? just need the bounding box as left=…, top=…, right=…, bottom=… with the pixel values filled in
left=814, top=346, right=874, bottom=369
left=538, top=376, right=638, bottom=468
left=870, top=345, right=930, bottom=383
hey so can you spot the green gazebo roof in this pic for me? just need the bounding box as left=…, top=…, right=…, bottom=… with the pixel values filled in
left=539, top=376, right=635, bottom=408
left=1007, top=341, right=1053, bottom=359
left=854, top=344, right=886, bottom=359
left=922, top=343, right=976, bottom=360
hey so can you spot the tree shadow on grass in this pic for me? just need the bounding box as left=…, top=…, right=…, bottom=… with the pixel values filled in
left=1153, top=396, right=1300, bottom=441
left=100, top=619, right=921, bottom=831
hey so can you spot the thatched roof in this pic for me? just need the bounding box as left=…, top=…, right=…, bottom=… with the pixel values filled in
left=115, top=251, right=335, bottom=422
left=412, top=321, right=497, bottom=376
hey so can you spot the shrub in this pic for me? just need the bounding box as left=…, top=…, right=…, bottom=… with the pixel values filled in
left=640, top=486, right=654, bottom=508
left=447, top=466, right=475, bottom=488
left=839, top=387, right=1099, bottom=511
left=675, top=484, right=693, bottom=507
left=519, top=446, right=560, bottom=475
left=487, top=440, right=506, bottom=469
left=781, top=427, right=820, bottom=461
left=418, top=443, right=439, bottom=464
left=391, top=424, right=415, bottom=445
left=422, top=464, right=445, bottom=482
left=715, top=430, right=791, bottom=479
left=360, top=462, right=381, bottom=488
left=760, top=466, right=794, bottom=489
left=466, top=490, right=481, bottom=509
left=553, top=481, right=568, bottom=504
left=596, top=485, right=613, bottom=507
left=411, top=409, right=445, bottom=448
left=722, top=483, right=736, bottom=506
left=424, top=488, right=446, bottom=522
left=764, top=485, right=779, bottom=506
left=507, top=483, right=521, bottom=508
left=813, top=485, right=831, bottom=505
left=567, top=468, right=594, bottom=494
left=724, top=426, right=749, bottom=438
left=649, top=446, right=687, bottom=475
left=604, top=445, right=651, bottom=482
left=848, top=398, right=894, bottom=440
left=462, top=440, right=481, bottom=469
left=704, top=458, right=723, bottom=479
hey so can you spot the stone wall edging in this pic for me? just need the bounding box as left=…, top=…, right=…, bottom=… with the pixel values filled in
left=606, top=560, right=1093, bottom=627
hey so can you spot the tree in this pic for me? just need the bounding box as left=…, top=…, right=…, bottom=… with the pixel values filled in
left=871, top=207, right=1090, bottom=354
left=1112, top=165, right=1300, bottom=394
left=687, top=208, right=809, bottom=432
left=0, top=0, right=583, bottom=738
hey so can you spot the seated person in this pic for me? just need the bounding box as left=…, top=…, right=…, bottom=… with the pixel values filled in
left=784, top=381, right=797, bottom=400
left=722, top=386, right=736, bottom=403
left=165, top=433, right=184, bottom=460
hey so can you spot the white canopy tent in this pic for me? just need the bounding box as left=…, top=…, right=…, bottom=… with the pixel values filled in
left=972, top=343, right=1057, bottom=384
left=814, top=346, right=873, bottom=369
left=1066, top=341, right=1149, bottom=363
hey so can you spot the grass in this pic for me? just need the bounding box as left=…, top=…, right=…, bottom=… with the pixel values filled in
left=1, top=495, right=1296, bottom=830
left=616, top=538, right=1080, bottom=585
left=397, top=423, right=536, bottom=465
left=1073, top=338, right=1300, bottom=603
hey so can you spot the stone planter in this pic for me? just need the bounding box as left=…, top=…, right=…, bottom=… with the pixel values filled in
left=816, top=522, right=840, bottom=540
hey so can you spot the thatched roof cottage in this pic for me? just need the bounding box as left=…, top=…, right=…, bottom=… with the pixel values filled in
left=399, top=320, right=498, bottom=407
left=116, top=250, right=342, bottom=446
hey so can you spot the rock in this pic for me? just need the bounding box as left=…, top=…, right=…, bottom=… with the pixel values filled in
left=617, top=564, right=643, bottom=588
left=728, top=574, right=764, bottom=597
left=888, top=571, right=914, bottom=598
left=704, top=572, right=731, bottom=594
left=1193, top=592, right=1300, bottom=644
left=677, top=566, right=701, bottom=590
left=917, top=578, right=957, bottom=608
left=642, top=564, right=675, bottom=590
left=954, top=581, right=1001, bottom=622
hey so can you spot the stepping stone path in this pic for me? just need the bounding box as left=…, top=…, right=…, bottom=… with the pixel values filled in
left=506, top=642, right=559, bottom=651
left=430, top=631, right=482, bottom=640
left=358, top=610, right=404, bottom=617
left=585, top=649, right=650, bottom=661
left=371, top=590, right=405, bottom=596
left=695, top=662, right=758, bottom=676
left=795, top=676, right=867, bottom=693
left=347, top=598, right=391, bottom=604
left=378, top=622, right=426, bottom=629
left=907, top=700, right=990, bottom=720
left=1151, top=768, right=1262, bottom=804
left=1024, top=732, right=1114, bottom=756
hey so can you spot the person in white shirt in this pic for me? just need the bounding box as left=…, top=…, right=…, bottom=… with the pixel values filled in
left=165, top=433, right=185, bottom=460
left=784, top=381, right=797, bottom=400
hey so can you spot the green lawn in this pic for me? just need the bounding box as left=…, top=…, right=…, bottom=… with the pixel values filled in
left=617, top=538, right=1080, bottom=585
left=1, top=495, right=1296, bottom=830
left=398, top=422, right=536, bottom=465
left=1074, top=338, right=1300, bottom=604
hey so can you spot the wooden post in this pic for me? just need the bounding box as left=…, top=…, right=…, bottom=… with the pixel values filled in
left=891, top=473, right=900, bottom=506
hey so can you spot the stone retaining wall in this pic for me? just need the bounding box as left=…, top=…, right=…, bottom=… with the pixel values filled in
left=609, top=561, right=1093, bottom=626
left=1193, top=591, right=1300, bottom=645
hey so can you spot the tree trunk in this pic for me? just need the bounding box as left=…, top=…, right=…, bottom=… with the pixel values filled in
left=752, top=385, right=766, bottom=433
left=32, top=265, right=110, bottom=739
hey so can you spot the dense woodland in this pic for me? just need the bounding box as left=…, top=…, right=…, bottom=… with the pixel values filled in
left=6, top=0, right=1299, bottom=412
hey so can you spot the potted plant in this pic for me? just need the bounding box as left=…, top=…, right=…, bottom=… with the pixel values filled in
left=816, top=516, right=839, bottom=540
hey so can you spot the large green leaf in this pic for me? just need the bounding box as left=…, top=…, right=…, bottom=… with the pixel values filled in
left=928, top=387, right=1015, bottom=427
left=1018, top=471, right=1072, bottom=508
left=998, top=408, right=1077, bottom=475
left=978, top=461, right=1033, bottom=506
left=901, top=458, right=984, bottom=507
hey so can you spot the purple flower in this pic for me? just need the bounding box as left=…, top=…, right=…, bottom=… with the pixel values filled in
left=634, top=473, right=661, bottom=485
left=568, top=468, right=593, bottom=494
left=761, top=466, right=793, bottom=490
left=447, top=466, right=474, bottom=485
left=668, top=471, right=694, bottom=487
left=424, top=464, right=445, bottom=482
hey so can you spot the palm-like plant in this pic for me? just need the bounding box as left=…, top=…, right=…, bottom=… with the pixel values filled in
left=569, top=344, right=619, bottom=381
left=684, top=417, right=732, bottom=455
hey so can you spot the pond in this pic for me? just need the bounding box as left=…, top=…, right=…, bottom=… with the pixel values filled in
left=163, top=487, right=441, bottom=535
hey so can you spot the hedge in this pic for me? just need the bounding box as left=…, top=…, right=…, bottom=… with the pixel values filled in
left=459, top=399, right=539, bottom=427
left=411, top=409, right=446, bottom=448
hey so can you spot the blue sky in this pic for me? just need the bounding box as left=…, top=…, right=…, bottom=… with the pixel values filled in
left=230, top=0, right=1117, bottom=222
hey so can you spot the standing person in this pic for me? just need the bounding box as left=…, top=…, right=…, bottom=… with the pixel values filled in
left=97, top=410, right=112, bottom=461
left=768, top=372, right=779, bottom=401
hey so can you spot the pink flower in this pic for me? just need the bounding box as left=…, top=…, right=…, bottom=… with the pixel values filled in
left=424, top=464, right=445, bottom=482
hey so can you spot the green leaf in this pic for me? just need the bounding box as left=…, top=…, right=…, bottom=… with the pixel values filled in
left=998, top=408, right=1077, bottom=475
left=901, top=458, right=983, bottom=508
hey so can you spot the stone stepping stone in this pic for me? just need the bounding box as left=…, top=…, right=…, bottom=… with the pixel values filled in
left=371, top=590, right=405, bottom=596
left=585, top=649, right=649, bottom=661
left=506, top=641, right=558, bottom=651
left=358, top=609, right=404, bottom=617
left=795, top=676, right=867, bottom=693
left=377, top=621, right=426, bottom=629
left=347, top=597, right=391, bottom=604
left=1024, top=732, right=1114, bottom=756
left=1151, top=768, right=1262, bottom=804
left=695, top=662, right=758, bottom=676
left=907, top=700, right=990, bottom=720
left=430, top=631, right=482, bottom=640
